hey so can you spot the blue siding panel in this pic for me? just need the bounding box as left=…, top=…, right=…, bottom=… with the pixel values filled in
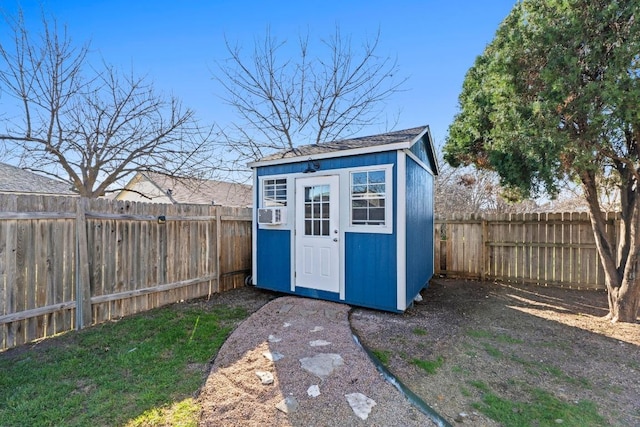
left=257, top=151, right=397, bottom=177
left=256, top=229, right=291, bottom=292
left=405, top=151, right=435, bottom=308
left=345, top=232, right=398, bottom=312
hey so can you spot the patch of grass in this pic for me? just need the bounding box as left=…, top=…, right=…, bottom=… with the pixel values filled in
left=126, top=398, right=199, bottom=427
left=483, top=343, right=503, bottom=358
left=509, top=356, right=592, bottom=389
left=473, top=388, right=606, bottom=427
left=371, top=349, right=392, bottom=366
left=411, top=356, right=444, bottom=374
left=460, top=386, right=472, bottom=397
left=0, top=304, right=247, bottom=427
left=495, top=333, right=523, bottom=344
left=469, top=380, right=491, bottom=393
left=467, top=329, right=493, bottom=339
left=412, top=327, right=428, bottom=336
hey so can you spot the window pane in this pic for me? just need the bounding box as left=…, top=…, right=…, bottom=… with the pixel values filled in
left=321, top=202, right=330, bottom=218
left=369, top=184, right=385, bottom=195
left=305, top=220, right=312, bottom=235
left=352, top=208, right=367, bottom=222
left=369, top=208, right=385, bottom=222
left=321, top=220, right=330, bottom=236
left=352, top=184, right=366, bottom=195
left=313, top=220, right=320, bottom=236
left=352, top=172, right=367, bottom=186
left=369, top=170, right=385, bottom=184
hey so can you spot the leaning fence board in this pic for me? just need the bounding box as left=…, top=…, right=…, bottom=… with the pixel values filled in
left=0, top=194, right=253, bottom=352
left=435, top=212, right=620, bottom=290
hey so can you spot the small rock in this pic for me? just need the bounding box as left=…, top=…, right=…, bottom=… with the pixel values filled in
left=309, top=326, right=324, bottom=333
left=275, top=396, right=299, bottom=414
left=268, top=334, right=282, bottom=343
left=307, top=384, right=320, bottom=397
left=255, top=371, right=274, bottom=385
left=309, top=339, right=331, bottom=347
left=454, top=412, right=468, bottom=423
left=414, top=293, right=423, bottom=302
left=283, top=322, right=291, bottom=328
left=555, top=419, right=564, bottom=424
left=345, top=392, right=376, bottom=420
left=262, top=351, right=284, bottom=362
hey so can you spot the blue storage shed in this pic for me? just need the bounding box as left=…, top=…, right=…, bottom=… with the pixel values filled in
left=248, top=126, right=439, bottom=312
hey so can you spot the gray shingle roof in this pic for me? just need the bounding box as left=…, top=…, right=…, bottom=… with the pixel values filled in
left=0, top=162, right=76, bottom=195
left=259, top=126, right=428, bottom=162
left=120, top=172, right=253, bottom=207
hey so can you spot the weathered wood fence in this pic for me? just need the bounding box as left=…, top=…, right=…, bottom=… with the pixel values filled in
left=435, top=212, right=619, bottom=290
left=0, top=195, right=252, bottom=351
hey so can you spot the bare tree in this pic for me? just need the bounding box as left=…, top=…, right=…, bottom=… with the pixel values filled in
left=0, top=11, right=215, bottom=197
left=215, top=27, right=406, bottom=168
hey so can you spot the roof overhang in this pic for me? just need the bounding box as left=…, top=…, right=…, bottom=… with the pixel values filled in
left=248, top=126, right=433, bottom=169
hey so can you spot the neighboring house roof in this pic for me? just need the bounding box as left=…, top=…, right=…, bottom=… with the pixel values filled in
left=116, top=172, right=252, bottom=207
left=249, top=126, right=439, bottom=174
left=0, top=162, right=77, bottom=196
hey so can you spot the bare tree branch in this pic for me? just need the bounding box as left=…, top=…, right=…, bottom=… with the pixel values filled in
left=215, top=26, right=406, bottom=168
left=0, top=9, right=218, bottom=197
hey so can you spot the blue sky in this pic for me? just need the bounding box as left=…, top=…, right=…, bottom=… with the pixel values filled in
left=1, top=0, right=517, bottom=153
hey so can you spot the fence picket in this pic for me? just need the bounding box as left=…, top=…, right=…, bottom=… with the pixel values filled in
left=0, top=194, right=253, bottom=352
left=435, top=212, right=615, bottom=290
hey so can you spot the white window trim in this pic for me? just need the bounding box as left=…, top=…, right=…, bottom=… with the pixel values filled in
left=258, top=174, right=292, bottom=230
left=343, top=164, right=394, bottom=234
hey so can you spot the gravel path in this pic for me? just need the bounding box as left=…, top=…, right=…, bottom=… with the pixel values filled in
left=198, top=296, right=437, bottom=426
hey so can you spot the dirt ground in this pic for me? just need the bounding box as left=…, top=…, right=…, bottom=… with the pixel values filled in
left=350, top=279, right=640, bottom=426
left=202, top=279, right=639, bottom=426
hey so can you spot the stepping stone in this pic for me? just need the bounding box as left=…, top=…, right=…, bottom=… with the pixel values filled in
left=299, top=353, right=344, bottom=379
left=309, top=340, right=331, bottom=347
left=275, top=396, right=299, bottom=414
left=255, top=371, right=274, bottom=385
left=268, top=334, right=282, bottom=343
left=309, top=326, right=324, bottom=333
left=307, top=384, right=320, bottom=397
left=345, top=392, right=376, bottom=420
left=262, top=350, right=284, bottom=362
left=277, top=304, right=294, bottom=314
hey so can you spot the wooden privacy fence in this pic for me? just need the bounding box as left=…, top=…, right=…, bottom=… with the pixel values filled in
left=435, top=212, right=620, bottom=290
left=0, top=195, right=252, bottom=351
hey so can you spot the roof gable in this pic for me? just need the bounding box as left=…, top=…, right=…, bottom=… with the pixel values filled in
left=249, top=126, right=438, bottom=174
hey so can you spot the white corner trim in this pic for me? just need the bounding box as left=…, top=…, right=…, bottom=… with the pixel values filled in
left=396, top=150, right=407, bottom=311
left=403, top=149, right=434, bottom=175
left=252, top=169, right=258, bottom=285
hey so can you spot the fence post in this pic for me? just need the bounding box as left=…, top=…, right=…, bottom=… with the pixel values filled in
left=75, top=197, right=92, bottom=329
left=481, top=218, right=488, bottom=281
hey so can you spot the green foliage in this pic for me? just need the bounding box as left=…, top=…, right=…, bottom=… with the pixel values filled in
left=411, top=356, right=444, bottom=374
left=444, top=0, right=640, bottom=202
left=371, top=348, right=392, bottom=366
left=0, top=305, right=247, bottom=427
left=473, top=388, right=606, bottom=426
left=412, top=327, right=428, bottom=336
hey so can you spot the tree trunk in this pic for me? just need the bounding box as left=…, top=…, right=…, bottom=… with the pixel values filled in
left=581, top=171, right=640, bottom=323
left=608, top=275, right=640, bottom=323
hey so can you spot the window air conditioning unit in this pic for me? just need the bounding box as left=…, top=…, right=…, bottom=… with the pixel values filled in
left=258, top=207, right=286, bottom=225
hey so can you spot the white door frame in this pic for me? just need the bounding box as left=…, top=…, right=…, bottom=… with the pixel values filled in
left=294, top=175, right=340, bottom=293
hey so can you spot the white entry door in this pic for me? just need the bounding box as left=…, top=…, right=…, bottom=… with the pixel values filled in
left=295, top=175, right=340, bottom=293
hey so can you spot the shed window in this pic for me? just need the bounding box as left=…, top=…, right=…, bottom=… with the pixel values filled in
left=350, top=170, right=386, bottom=226
left=263, top=178, right=287, bottom=207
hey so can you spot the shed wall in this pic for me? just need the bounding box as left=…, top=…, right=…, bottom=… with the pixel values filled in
left=404, top=147, right=435, bottom=307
